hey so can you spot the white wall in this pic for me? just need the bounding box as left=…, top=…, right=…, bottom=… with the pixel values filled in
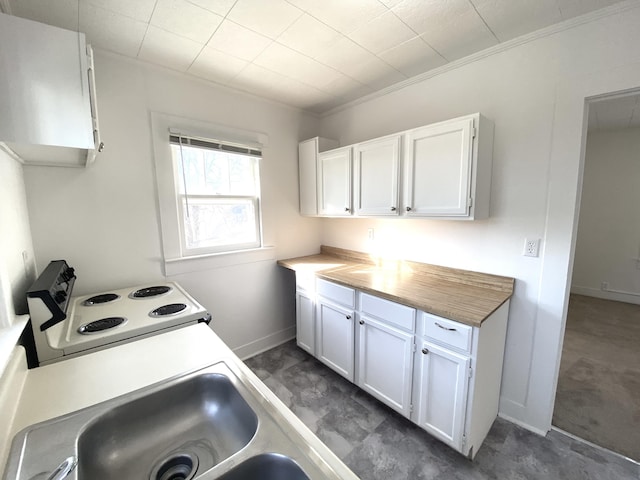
left=0, top=149, right=36, bottom=321
left=23, top=51, right=321, bottom=356
left=317, top=5, right=640, bottom=433
left=0, top=148, right=36, bottom=373
left=572, top=127, right=640, bottom=304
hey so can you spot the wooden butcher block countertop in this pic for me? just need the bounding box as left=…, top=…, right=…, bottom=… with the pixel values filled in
left=278, top=246, right=515, bottom=328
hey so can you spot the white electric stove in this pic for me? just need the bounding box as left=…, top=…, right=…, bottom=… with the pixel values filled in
left=26, top=260, right=210, bottom=366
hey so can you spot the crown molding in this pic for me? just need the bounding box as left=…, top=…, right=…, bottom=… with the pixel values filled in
left=320, top=0, right=640, bottom=117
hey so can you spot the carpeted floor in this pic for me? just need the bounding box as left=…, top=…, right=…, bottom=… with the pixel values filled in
left=246, top=340, right=639, bottom=479
left=553, top=294, right=640, bottom=461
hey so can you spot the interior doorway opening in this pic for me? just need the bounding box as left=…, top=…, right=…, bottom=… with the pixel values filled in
left=553, top=90, right=640, bottom=462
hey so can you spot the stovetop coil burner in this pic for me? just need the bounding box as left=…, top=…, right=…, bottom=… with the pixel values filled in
left=130, top=286, right=172, bottom=299
left=149, top=303, right=187, bottom=317
left=83, top=293, right=120, bottom=306
left=78, top=317, right=127, bottom=334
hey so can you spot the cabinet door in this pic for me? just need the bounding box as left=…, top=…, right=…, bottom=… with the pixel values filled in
left=404, top=117, right=474, bottom=216
left=316, top=299, right=355, bottom=381
left=354, top=136, right=401, bottom=216
left=318, top=147, right=352, bottom=216
left=416, top=341, right=470, bottom=450
left=299, top=138, right=320, bottom=216
left=0, top=13, right=94, bottom=160
left=296, top=290, right=315, bottom=355
left=357, top=316, right=413, bottom=416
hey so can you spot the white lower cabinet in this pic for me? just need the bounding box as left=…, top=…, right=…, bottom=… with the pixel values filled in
left=294, top=276, right=510, bottom=459
left=357, top=315, right=413, bottom=416
left=295, top=290, right=315, bottom=355
left=316, top=299, right=355, bottom=381
left=415, top=340, right=470, bottom=450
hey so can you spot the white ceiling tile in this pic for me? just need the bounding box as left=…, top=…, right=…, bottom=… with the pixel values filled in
left=233, top=63, right=332, bottom=109
left=79, top=2, right=148, bottom=57
left=392, top=0, right=470, bottom=35
left=379, top=0, right=404, bottom=7
left=138, top=25, right=203, bottom=71
left=557, top=0, right=625, bottom=19
left=348, top=10, right=417, bottom=54
left=207, top=21, right=272, bottom=61
left=471, top=0, right=562, bottom=41
left=253, top=43, right=343, bottom=90
left=314, top=37, right=377, bottom=76
left=184, top=0, right=237, bottom=17
left=379, top=36, right=446, bottom=77
left=348, top=56, right=406, bottom=91
left=227, top=0, right=303, bottom=39
left=82, top=0, right=157, bottom=22
left=188, top=46, right=249, bottom=84
left=285, top=0, right=387, bottom=34
left=150, top=0, right=223, bottom=44
left=8, top=0, right=79, bottom=31
left=420, top=8, right=498, bottom=61
left=277, top=14, right=342, bottom=59
left=322, top=74, right=373, bottom=104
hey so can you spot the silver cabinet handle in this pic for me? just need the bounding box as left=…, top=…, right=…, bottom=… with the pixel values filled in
left=435, top=322, right=456, bottom=332
left=359, top=320, right=364, bottom=325
left=421, top=348, right=429, bottom=355
left=390, top=206, right=396, bottom=211
left=406, top=206, right=412, bottom=212
left=346, top=315, right=351, bottom=320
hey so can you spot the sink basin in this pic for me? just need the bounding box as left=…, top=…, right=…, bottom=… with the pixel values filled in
left=3, top=361, right=349, bottom=480
left=217, top=454, right=310, bottom=480
left=77, top=373, right=257, bottom=479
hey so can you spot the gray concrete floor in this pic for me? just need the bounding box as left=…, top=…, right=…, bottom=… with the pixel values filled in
left=553, top=294, right=640, bottom=461
left=245, top=340, right=639, bottom=480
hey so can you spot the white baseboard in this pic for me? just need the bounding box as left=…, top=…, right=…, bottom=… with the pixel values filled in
left=233, top=326, right=296, bottom=361
left=571, top=285, right=640, bottom=305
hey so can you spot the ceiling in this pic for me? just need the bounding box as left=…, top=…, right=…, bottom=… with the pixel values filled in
left=0, top=0, right=632, bottom=114
left=588, top=93, right=640, bottom=131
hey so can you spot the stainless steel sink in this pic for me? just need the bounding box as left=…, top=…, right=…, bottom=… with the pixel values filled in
left=77, top=373, right=257, bottom=479
left=216, top=453, right=310, bottom=480
left=3, top=361, right=348, bottom=480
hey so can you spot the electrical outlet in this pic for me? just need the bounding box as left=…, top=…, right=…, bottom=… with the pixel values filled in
left=523, top=238, right=540, bottom=257
left=367, top=228, right=375, bottom=241
left=601, top=282, right=609, bottom=291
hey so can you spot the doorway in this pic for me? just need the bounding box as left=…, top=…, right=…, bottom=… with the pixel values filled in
left=553, top=92, right=640, bottom=462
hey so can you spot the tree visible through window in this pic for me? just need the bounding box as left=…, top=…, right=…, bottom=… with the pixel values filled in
left=170, top=135, right=262, bottom=254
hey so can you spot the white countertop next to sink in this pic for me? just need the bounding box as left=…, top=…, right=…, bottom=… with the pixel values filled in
left=0, top=324, right=359, bottom=479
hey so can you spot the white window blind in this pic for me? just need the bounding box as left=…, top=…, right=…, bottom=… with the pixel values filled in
left=169, top=133, right=263, bottom=255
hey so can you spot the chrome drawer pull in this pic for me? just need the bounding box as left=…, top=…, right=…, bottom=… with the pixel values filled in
left=435, top=322, right=457, bottom=332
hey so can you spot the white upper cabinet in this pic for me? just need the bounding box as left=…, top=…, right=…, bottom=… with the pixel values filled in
left=318, top=146, right=353, bottom=216
left=299, top=137, right=339, bottom=216
left=299, top=112, right=493, bottom=220
left=404, top=117, right=473, bottom=217
left=353, top=135, right=401, bottom=216
left=0, top=13, right=101, bottom=167
left=404, top=114, right=493, bottom=219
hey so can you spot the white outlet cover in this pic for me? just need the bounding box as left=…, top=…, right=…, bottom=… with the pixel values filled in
left=523, top=238, right=540, bottom=257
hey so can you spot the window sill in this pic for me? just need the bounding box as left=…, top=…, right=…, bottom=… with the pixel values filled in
left=163, top=246, right=276, bottom=276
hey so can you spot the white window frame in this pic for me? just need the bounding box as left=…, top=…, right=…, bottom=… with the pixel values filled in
left=151, top=112, right=273, bottom=274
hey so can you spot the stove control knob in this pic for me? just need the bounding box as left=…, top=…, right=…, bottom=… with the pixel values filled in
left=54, top=290, right=67, bottom=304
left=61, top=267, right=76, bottom=282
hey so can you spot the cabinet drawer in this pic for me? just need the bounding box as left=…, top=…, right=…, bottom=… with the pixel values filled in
left=360, top=292, right=415, bottom=332
left=316, top=278, right=355, bottom=308
left=296, top=271, right=316, bottom=293
left=422, top=313, right=472, bottom=354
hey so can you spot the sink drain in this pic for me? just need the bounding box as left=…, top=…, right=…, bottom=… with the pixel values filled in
left=150, top=452, right=199, bottom=480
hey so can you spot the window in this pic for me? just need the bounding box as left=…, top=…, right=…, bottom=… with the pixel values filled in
left=169, top=134, right=262, bottom=255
